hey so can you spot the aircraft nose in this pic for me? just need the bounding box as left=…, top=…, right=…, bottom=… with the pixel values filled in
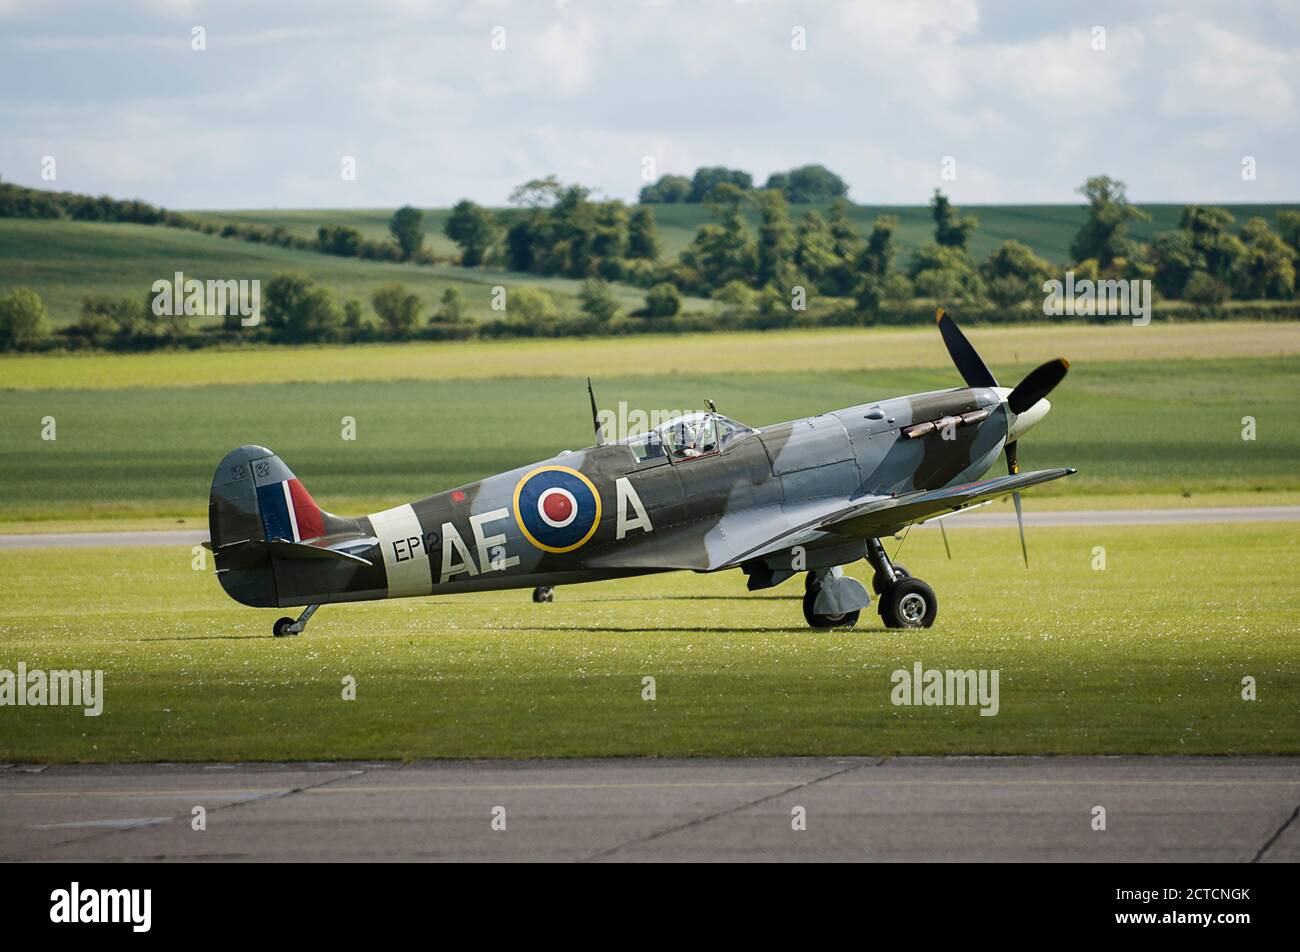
left=1008, top=396, right=1050, bottom=441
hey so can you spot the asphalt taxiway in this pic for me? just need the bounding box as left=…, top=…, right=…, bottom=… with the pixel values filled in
left=3, top=757, right=1297, bottom=862
left=2, top=506, right=1296, bottom=550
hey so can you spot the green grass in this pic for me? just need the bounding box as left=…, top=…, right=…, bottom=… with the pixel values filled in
left=3, top=320, right=1298, bottom=391
left=1, top=356, right=1296, bottom=522
left=1, top=521, right=1296, bottom=761
left=0, top=219, right=708, bottom=326
left=192, top=202, right=1300, bottom=266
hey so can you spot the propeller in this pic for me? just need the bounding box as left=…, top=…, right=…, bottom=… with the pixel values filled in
left=935, top=308, right=1070, bottom=567
left=1008, top=357, right=1070, bottom=414
left=936, top=308, right=998, bottom=389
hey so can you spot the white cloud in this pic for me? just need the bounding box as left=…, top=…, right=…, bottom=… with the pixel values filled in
left=1, top=0, right=1298, bottom=206
left=1158, top=19, right=1296, bottom=126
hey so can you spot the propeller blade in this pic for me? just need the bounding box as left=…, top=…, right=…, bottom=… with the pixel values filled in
left=1012, top=491, right=1029, bottom=567
left=1008, top=357, right=1069, bottom=415
left=1004, top=440, right=1019, bottom=476
left=936, top=308, right=999, bottom=389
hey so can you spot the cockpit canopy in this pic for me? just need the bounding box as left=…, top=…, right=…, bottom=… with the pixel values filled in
left=621, top=412, right=754, bottom=463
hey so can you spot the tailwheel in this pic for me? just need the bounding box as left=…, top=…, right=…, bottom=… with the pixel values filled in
left=532, top=586, right=555, bottom=603
left=273, top=604, right=318, bottom=637
left=878, top=577, right=938, bottom=629
left=802, top=577, right=861, bottom=629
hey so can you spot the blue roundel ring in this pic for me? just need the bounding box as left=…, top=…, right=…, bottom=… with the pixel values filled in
left=512, top=466, right=602, bottom=554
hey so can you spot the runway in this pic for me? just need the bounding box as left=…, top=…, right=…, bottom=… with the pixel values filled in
left=2, top=506, right=1298, bottom=550
left=3, top=757, right=1298, bottom=862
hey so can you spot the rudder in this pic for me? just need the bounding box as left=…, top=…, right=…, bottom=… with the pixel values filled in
left=208, top=445, right=332, bottom=607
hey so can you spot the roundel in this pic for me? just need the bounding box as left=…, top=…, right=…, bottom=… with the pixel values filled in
left=513, top=466, right=602, bottom=553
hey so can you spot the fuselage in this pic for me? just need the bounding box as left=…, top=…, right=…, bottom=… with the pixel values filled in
left=226, top=385, right=1017, bottom=609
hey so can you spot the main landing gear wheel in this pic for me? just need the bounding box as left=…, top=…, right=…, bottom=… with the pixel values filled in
left=532, top=586, right=555, bottom=603
left=871, top=563, right=909, bottom=595
left=273, top=616, right=296, bottom=638
left=802, top=577, right=861, bottom=629
left=878, top=577, right=938, bottom=629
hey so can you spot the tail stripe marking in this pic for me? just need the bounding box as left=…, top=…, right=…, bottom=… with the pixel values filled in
left=287, top=479, right=324, bottom=540
left=256, top=481, right=294, bottom=541
left=282, top=481, right=300, bottom=541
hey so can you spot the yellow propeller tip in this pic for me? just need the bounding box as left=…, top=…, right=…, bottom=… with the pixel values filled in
left=935, top=307, right=945, bottom=323
left=1060, top=356, right=1071, bottom=370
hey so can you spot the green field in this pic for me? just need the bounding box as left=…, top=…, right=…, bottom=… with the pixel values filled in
left=0, top=218, right=709, bottom=326
left=1, top=521, right=1296, bottom=762
left=1, top=353, right=1297, bottom=523
left=3, top=319, right=1298, bottom=391
left=192, top=201, right=1300, bottom=266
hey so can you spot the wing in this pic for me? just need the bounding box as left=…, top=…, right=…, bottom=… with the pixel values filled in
left=712, top=467, right=1076, bottom=570
left=818, top=468, right=1076, bottom=539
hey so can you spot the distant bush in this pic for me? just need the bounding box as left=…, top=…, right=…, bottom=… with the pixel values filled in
left=578, top=278, right=619, bottom=323
left=0, top=287, right=49, bottom=350
left=643, top=282, right=681, bottom=318
left=318, top=224, right=363, bottom=257
left=1182, top=272, right=1231, bottom=306
left=370, top=284, right=422, bottom=339
left=262, top=273, right=343, bottom=343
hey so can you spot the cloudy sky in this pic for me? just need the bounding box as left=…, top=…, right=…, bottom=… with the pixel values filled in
left=1, top=0, right=1296, bottom=209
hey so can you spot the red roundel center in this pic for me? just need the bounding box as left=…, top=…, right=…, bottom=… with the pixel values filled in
left=542, top=491, right=573, bottom=523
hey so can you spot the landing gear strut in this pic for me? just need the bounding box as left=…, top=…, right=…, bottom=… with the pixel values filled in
left=865, top=539, right=937, bottom=629
left=273, top=603, right=319, bottom=638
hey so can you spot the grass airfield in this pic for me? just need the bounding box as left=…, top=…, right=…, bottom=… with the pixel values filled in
left=1, top=321, right=1297, bottom=762
left=1, top=521, right=1296, bottom=762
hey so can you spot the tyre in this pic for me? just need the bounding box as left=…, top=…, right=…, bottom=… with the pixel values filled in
left=532, top=586, right=554, bottom=603
left=273, top=616, right=295, bottom=638
left=802, top=587, right=861, bottom=629
left=878, top=577, right=937, bottom=629
left=871, top=563, right=909, bottom=595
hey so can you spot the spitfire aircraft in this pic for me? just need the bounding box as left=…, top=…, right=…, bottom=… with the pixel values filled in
left=207, top=310, right=1073, bottom=636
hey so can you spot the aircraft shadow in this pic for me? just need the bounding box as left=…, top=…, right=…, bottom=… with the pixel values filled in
left=132, top=635, right=269, bottom=642
left=518, top=625, right=818, bottom=634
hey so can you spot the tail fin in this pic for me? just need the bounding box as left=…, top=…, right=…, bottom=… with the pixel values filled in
left=209, top=445, right=346, bottom=607
left=209, top=445, right=327, bottom=548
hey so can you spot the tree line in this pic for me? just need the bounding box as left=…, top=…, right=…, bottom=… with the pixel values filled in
left=3, top=172, right=1299, bottom=352
left=439, top=174, right=1299, bottom=316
